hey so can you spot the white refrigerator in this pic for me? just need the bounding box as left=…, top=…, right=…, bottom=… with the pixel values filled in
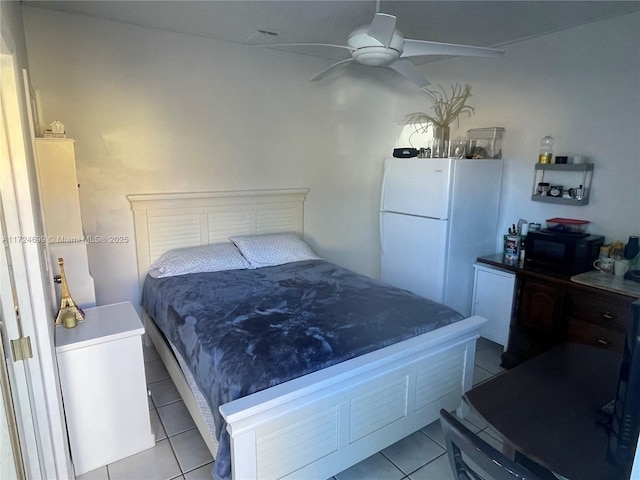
left=380, top=157, right=503, bottom=317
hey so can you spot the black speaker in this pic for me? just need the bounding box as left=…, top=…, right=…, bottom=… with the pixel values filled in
left=392, top=148, right=419, bottom=158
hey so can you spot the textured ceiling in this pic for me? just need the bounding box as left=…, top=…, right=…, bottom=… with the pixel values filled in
left=21, top=1, right=640, bottom=62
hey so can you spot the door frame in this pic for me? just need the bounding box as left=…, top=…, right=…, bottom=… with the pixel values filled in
left=1, top=37, right=73, bottom=479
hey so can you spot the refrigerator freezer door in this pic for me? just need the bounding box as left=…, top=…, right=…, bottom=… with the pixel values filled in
left=381, top=158, right=452, bottom=219
left=380, top=212, right=448, bottom=303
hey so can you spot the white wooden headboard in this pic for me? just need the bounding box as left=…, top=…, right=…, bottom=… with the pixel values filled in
left=127, top=189, right=309, bottom=285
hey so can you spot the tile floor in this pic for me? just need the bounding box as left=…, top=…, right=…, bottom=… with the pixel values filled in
left=77, top=337, right=505, bottom=480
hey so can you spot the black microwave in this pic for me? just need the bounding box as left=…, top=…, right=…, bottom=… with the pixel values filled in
left=525, top=230, right=604, bottom=274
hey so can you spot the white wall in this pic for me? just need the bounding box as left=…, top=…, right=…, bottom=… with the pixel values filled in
left=22, top=7, right=413, bottom=307
left=22, top=7, right=640, bottom=308
left=408, top=12, right=640, bottom=250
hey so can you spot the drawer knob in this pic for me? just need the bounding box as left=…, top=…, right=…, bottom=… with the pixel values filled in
left=600, top=311, right=615, bottom=320
left=596, top=337, right=611, bottom=347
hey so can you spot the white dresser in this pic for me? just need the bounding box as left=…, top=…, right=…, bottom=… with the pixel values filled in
left=55, top=302, right=155, bottom=475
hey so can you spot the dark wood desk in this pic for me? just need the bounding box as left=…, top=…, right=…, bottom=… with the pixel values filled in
left=476, top=254, right=638, bottom=369
left=464, top=343, right=630, bottom=480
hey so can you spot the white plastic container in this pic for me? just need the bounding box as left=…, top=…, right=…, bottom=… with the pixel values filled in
left=466, top=127, right=505, bottom=159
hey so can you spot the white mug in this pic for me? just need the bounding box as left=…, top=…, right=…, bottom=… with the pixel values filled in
left=594, top=257, right=614, bottom=273
left=614, top=259, right=630, bottom=276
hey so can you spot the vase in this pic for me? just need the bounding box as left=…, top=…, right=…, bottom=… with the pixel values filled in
left=432, top=125, right=450, bottom=158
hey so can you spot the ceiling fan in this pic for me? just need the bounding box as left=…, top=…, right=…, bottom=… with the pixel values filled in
left=265, top=11, right=504, bottom=87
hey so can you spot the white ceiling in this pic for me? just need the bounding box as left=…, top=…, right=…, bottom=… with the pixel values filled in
left=21, top=1, right=640, bottom=62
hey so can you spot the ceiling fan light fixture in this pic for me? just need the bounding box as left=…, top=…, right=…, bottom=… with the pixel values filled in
left=347, top=28, right=405, bottom=51
left=352, top=46, right=400, bottom=66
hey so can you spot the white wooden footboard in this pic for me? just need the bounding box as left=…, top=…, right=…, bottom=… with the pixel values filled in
left=220, top=315, right=484, bottom=479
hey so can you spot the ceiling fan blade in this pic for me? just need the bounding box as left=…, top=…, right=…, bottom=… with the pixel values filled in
left=256, top=42, right=355, bottom=52
left=401, top=39, right=505, bottom=58
left=387, top=59, right=430, bottom=87
left=312, top=58, right=354, bottom=82
left=367, top=13, right=397, bottom=47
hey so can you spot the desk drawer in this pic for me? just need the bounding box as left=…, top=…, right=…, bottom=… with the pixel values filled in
left=566, top=290, right=631, bottom=333
left=566, top=318, right=625, bottom=352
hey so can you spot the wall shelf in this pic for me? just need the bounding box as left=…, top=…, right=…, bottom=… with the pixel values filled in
left=531, top=163, right=594, bottom=206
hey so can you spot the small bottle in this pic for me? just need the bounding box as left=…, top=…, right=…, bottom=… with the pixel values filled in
left=538, top=135, right=554, bottom=164
left=519, top=222, right=529, bottom=263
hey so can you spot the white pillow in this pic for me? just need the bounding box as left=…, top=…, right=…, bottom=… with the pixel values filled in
left=148, top=242, right=251, bottom=278
left=229, top=233, right=320, bottom=268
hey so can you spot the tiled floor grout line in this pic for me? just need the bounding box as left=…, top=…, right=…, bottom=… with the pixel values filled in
left=379, top=428, right=447, bottom=477
left=86, top=339, right=504, bottom=480
left=148, top=379, right=203, bottom=478
left=145, top=363, right=190, bottom=479
left=404, top=451, right=449, bottom=480
left=149, top=380, right=215, bottom=478
left=157, top=408, right=183, bottom=477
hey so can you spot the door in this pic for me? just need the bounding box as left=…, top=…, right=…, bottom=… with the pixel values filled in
left=0, top=222, right=26, bottom=479
left=471, top=265, right=515, bottom=348
left=0, top=180, right=37, bottom=480
left=380, top=158, right=452, bottom=219
left=380, top=211, right=448, bottom=302
left=1, top=48, right=73, bottom=479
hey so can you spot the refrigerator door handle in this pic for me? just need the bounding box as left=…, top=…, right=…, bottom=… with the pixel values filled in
left=379, top=162, right=390, bottom=213
left=380, top=213, right=385, bottom=255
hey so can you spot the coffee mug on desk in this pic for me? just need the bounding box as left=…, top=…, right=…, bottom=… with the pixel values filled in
left=614, top=259, right=630, bottom=276
left=594, top=257, right=614, bottom=273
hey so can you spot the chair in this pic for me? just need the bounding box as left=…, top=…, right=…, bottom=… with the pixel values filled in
left=439, top=409, right=557, bottom=480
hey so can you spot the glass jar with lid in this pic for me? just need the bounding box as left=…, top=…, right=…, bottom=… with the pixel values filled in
left=538, top=135, right=554, bottom=164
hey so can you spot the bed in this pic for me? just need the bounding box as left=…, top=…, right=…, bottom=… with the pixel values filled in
left=128, top=188, right=485, bottom=480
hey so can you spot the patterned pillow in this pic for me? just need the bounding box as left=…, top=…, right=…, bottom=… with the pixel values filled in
left=148, top=243, right=251, bottom=278
left=229, top=233, right=321, bottom=268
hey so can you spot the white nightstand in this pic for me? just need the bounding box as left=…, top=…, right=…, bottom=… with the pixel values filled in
left=55, top=301, right=155, bottom=475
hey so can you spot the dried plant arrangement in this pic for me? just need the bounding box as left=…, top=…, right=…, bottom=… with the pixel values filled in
left=406, top=83, right=475, bottom=131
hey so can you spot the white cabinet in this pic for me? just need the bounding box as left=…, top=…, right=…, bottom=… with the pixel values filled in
left=34, top=138, right=95, bottom=307
left=471, top=263, right=515, bottom=349
left=34, top=139, right=84, bottom=238
left=55, top=302, right=155, bottom=475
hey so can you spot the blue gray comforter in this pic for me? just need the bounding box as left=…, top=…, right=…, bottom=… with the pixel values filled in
left=141, top=259, right=464, bottom=480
